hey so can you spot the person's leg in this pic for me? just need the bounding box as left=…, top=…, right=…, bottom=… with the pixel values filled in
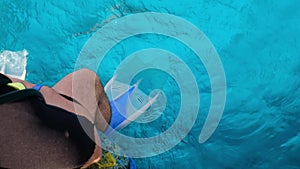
left=8, top=76, right=94, bottom=122
left=52, top=69, right=111, bottom=132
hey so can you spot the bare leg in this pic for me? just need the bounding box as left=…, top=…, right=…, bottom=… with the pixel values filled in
left=53, top=69, right=111, bottom=131
left=9, top=77, right=94, bottom=122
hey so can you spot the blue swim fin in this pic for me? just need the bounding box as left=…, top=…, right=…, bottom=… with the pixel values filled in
left=105, top=85, right=135, bottom=135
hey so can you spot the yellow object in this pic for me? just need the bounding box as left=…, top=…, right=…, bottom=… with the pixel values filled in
left=96, top=152, right=117, bottom=168
left=7, top=82, right=26, bottom=90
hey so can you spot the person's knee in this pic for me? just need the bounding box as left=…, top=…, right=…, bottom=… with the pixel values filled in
left=77, top=68, right=97, bottom=77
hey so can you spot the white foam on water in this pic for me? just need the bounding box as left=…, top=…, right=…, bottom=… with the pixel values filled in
left=0, top=49, right=28, bottom=80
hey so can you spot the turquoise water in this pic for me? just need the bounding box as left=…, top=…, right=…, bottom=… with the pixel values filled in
left=1, top=0, right=300, bottom=168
